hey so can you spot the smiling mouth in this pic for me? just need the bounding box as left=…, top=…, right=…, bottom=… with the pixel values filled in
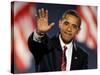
left=64, top=32, right=72, bottom=36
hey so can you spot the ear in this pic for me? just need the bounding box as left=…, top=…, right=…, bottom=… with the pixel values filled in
left=76, top=28, right=81, bottom=34
left=59, top=20, right=62, bottom=28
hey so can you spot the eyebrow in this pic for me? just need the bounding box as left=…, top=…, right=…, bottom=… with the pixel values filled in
left=64, top=21, right=69, bottom=24
left=63, top=20, right=79, bottom=27
left=72, top=24, right=77, bottom=26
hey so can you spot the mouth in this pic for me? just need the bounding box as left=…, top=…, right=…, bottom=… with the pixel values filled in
left=64, top=32, right=72, bottom=36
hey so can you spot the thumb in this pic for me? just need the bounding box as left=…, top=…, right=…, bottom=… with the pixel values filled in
left=47, top=22, right=55, bottom=30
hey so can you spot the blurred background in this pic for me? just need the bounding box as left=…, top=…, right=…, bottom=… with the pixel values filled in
left=11, top=1, right=97, bottom=73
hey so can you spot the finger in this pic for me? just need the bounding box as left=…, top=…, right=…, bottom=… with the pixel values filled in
left=48, top=22, right=55, bottom=30
left=36, top=14, right=39, bottom=22
left=45, top=10, right=48, bottom=19
left=38, top=9, right=42, bottom=18
left=41, top=8, right=45, bottom=18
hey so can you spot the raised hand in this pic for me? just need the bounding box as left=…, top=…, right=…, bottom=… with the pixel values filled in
left=37, top=8, right=55, bottom=34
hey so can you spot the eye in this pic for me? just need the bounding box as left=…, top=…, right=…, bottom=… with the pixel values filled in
left=72, top=24, right=78, bottom=29
left=63, top=21, right=69, bottom=25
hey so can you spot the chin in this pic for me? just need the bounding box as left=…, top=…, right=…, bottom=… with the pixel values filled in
left=63, top=38, right=72, bottom=44
left=64, top=36, right=72, bottom=41
left=61, top=34, right=72, bottom=43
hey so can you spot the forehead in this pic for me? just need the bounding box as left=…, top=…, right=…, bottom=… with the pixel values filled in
left=62, top=14, right=80, bottom=25
left=64, top=14, right=79, bottom=20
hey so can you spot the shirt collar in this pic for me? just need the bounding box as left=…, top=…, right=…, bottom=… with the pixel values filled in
left=59, top=35, right=73, bottom=50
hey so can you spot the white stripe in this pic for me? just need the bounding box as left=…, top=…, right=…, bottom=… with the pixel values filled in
left=14, top=25, right=32, bottom=69
left=81, top=6, right=97, bottom=41
left=14, top=2, right=28, bottom=17
left=15, top=5, right=36, bottom=40
left=90, top=7, right=97, bottom=17
left=76, top=19, right=87, bottom=42
left=87, top=37, right=95, bottom=49
left=17, top=15, right=34, bottom=40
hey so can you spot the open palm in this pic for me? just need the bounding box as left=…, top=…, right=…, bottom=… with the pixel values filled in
left=37, top=8, right=54, bottom=33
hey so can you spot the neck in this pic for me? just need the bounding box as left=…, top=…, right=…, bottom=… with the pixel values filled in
left=60, top=35, right=72, bottom=45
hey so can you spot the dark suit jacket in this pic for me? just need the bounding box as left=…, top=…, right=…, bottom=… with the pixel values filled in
left=28, top=32, right=88, bottom=72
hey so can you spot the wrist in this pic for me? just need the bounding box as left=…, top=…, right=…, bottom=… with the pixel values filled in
left=36, top=29, right=45, bottom=36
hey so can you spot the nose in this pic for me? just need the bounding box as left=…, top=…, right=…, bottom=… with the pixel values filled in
left=67, top=25, right=72, bottom=32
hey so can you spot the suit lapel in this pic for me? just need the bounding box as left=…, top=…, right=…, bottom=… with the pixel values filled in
left=52, top=36, right=81, bottom=70
left=70, top=42, right=80, bottom=70
left=53, top=37, right=79, bottom=70
left=52, top=36, right=62, bottom=71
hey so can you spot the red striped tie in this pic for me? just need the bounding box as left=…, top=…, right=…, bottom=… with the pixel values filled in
left=61, top=46, right=67, bottom=71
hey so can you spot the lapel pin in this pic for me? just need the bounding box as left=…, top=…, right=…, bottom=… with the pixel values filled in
left=75, top=57, right=77, bottom=59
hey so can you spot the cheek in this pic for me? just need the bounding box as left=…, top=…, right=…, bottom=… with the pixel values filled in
left=60, top=27, right=66, bottom=34
left=59, top=25, right=65, bottom=32
left=60, top=24, right=67, bottom=30
left=72, top=31, right=78, bottom=37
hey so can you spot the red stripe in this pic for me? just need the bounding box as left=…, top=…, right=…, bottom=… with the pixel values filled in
left=26, top=13, right=37, bottom=31
left=31, top=14, right=37, bottom=29
left=14, top=8, right=33, bottom=53
left=15, top=23, right=31, bottom=57
left=14, top=3, right=36, bottom=33
left=76, top=7, right=89, bottom=43
left=87, top=6, right=97, bottom=26
left=14, top=23, right=31, bottom=71
left=14, top=6, right=36, bottom=53
left=77, top=6, right=97, bottom=50
left=14, top=3, right=34, bottom=23
left=13, top=3, right=37, bottom=71
left=14, top=38, right=26, bottom=72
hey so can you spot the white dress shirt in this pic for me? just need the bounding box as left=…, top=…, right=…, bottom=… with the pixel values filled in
left=59, top=35, right=73, bottom=71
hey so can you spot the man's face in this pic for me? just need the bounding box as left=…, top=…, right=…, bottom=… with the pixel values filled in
left=59, top=14, right=80, bottom=44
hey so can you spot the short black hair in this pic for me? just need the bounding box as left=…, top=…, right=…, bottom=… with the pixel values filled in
left=62, top=9, right=81, bottom=28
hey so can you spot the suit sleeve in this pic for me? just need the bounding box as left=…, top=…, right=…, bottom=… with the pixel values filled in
left=78, top=46, right=88, bottom=69
left=28, top=32, right=49, bottom=64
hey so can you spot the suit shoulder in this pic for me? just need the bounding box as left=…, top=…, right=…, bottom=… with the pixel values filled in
left=74, top=42, right=88, bottom=57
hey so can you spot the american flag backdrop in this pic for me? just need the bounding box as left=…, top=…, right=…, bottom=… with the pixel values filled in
left=76, top=6, right=97, bottom=50
left=11, top=1, right=97, bottom=73
left=11, top=1, right=37, bottom=73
